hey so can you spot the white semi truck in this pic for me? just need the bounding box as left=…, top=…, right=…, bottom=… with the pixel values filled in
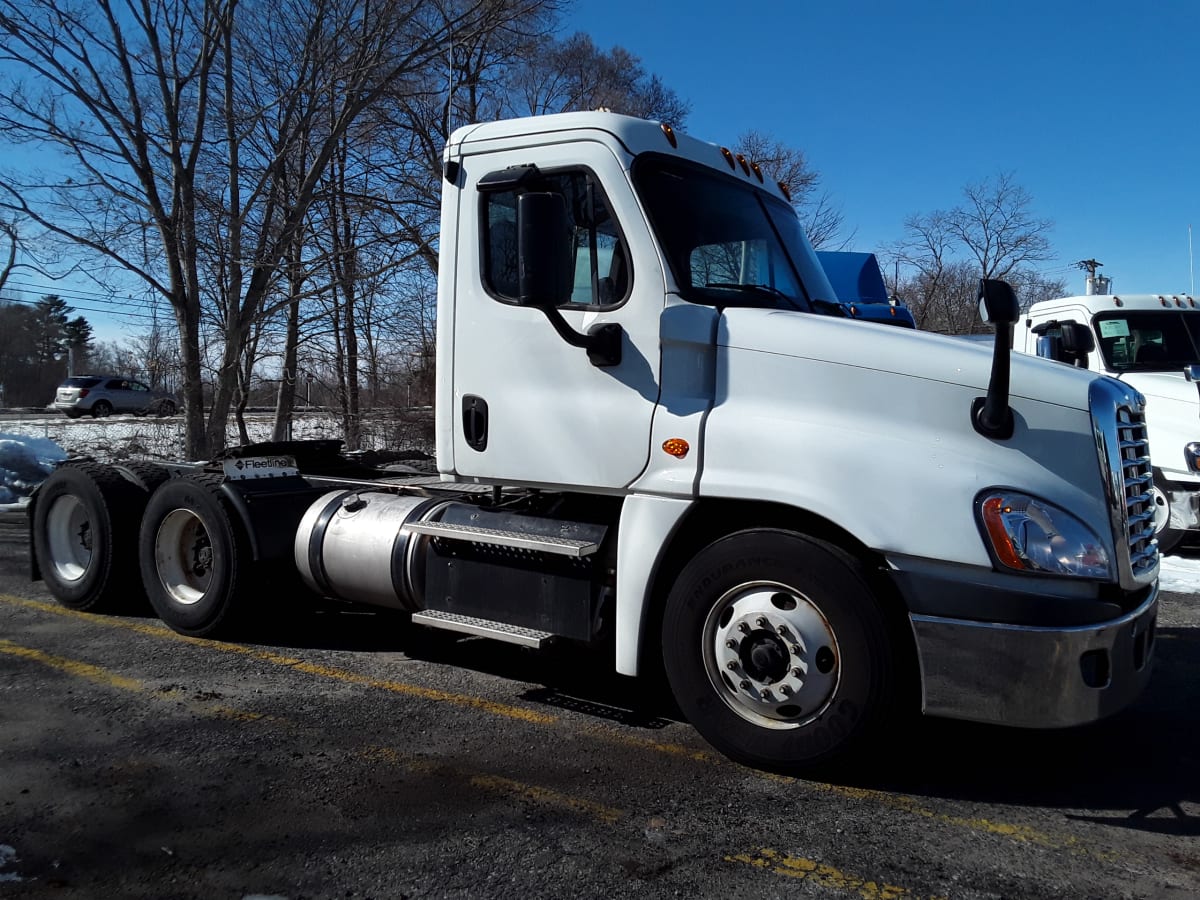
left=1019, top=290, right=1200, bottom=553
left=29, top=112, right=1159, bottom=772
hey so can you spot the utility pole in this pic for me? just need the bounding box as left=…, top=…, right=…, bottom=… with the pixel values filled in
left=1076, top=259, right=1104, bottom=295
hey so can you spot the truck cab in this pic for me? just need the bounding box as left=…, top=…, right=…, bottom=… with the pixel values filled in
left=1020, top=293, right=1200, bottom=551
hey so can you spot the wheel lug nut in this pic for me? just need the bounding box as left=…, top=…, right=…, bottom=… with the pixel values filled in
left=777, top=624, right=789, bottom=636
left=755, top=616, right=768, bottom=628
left=779, top=684, right=793, bottom=696
left=790, top=643, right=802, bottom=655
left=791, top=667, right=803, bottom=678
left=739, top=680, right=751, bottom=691
left=738, top=622, right=751, bottom=634
left=726, top=660, right=739, bottom=671
left=725, top=639, right=738, bottom=649
left=760, top=688, right=772, bottom=700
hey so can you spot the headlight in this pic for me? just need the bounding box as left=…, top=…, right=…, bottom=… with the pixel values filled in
left=976, top=490, right=1111, bottom=579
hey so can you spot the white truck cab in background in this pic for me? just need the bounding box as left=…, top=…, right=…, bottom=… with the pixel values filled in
left=31, top=112, right=1160, bottom=773
left=1019, top=291, right=1200, bottom=552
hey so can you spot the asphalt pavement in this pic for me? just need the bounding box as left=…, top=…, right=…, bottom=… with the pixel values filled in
left=2, top=511, right=1198, bottom=900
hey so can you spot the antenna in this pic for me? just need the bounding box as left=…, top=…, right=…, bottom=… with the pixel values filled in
left=1190, top=225, right=1194, bottom=296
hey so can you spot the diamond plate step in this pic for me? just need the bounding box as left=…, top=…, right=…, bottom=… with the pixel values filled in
left=407, top=521, right=598, bottom=557
left=411, top=610, right=553, bottom=648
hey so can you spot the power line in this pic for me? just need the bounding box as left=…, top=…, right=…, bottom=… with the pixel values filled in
left=0, top=292, right=164, bottom=324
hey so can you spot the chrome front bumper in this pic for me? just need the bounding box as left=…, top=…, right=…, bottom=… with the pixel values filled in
left=910, top=585, right=1157, bottom=728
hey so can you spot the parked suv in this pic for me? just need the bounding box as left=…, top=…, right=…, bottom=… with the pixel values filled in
left=52, top=375, right=177, bottom=419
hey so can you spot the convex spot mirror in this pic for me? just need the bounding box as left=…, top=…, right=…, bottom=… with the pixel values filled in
left=517, top=192, right=574, bottom=309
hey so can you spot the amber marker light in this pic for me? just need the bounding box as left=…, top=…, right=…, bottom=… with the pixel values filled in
left=661, top=122, right=678, bottom=147
left=735, top=153, right=751, bottom=175
left=750, top=162, right=764, bottom=183
left=777, top=180, right=792, bottom=201
left=980, top=497, right=1024, bottom=569
left=662, top=438, right=689, bottom=458
left=721, top=147, right=736, bottom=169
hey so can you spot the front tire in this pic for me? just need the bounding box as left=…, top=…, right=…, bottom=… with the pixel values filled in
left=91, top=401, right=112, bottom=419
left=139, top=475, right=254, bottom=637
left=32, top=461, right=153, bottom=612
left=662, top=530, right=897, bottom=772
left=1151, top=475, right=1186, bottom=555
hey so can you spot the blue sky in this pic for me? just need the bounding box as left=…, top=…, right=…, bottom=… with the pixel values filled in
left=565, top=0, right=1199, bottom=296
left=5, top=0, right=1197, bottom=345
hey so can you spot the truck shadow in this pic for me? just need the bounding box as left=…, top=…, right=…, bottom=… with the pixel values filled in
left=263, top=598, right=1200, bottom=838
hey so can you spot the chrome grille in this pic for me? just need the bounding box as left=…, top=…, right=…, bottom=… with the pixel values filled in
left=1091, top=378, right=1159, bottom=588
left=1116, top=406, right=1157, bottom=576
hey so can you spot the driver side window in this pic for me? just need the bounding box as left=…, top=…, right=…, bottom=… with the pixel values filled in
left=482, top=169, right=630, bottom=307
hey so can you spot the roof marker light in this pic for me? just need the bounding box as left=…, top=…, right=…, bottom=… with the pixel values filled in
left=777, top=181, right=792, bottom=201
left=735, top=153, right=751, bottom=176
left=1113, top=296, right=1123, bottom=306
left=720, top=147, right=736, bottom=169
left=1160, top=295, right=1170, bottom=307
left=661, top=122, right=678, bottom=147
left=750, top=162, right=764, bottom=183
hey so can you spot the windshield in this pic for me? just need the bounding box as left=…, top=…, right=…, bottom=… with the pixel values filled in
left=1094, top=311, right=1200, bottom=372
left=632, top=154, right=814, bottom=311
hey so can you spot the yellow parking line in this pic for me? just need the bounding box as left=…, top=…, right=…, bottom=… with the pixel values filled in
left=362, top=746, right=626, bottom=825
left=0, top=634, right=624, bottom=827
left=726, top=848, right=945, bottom=900
left=0, top=638, right=270, bottom=723
left=0, top=596, right=555, bottom=724
left=0, top=594, right=1112, bottom=859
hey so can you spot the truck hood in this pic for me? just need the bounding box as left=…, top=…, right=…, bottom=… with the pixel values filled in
left=1117, top=371, right=1200, bottom=407
left=717, top=307, right=1098, bottom=409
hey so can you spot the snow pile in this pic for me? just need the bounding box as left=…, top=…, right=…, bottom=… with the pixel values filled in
left=1156, top=552, right=1200, bottom=593
left=0, top=433, right=66, bottom=507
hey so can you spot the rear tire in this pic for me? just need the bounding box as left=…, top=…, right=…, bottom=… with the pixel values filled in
left=138, top=475, right=252, bottom=637
left=662, top=529, right=897, bottom=773
left=156, top=400, right=177, bottom=417
left=91, top=401, right=112, bottom=419
left=32, top=461, right=152, bottom=612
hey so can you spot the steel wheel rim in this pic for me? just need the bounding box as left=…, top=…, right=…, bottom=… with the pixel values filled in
left=45, top=494, right=92, bottom=582
left=1151, top=486, right=1170, bottom=535
left=154, top=508, right=213, bottom=605
left=702, top=580, right=840, bottom=730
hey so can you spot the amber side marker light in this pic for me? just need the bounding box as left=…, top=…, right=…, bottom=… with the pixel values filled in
left=777, top=180, right=792, bottom=201
left=720, top=147, right=736, bottom=169
left=661, top=122, right=678, bottom=147
left=981, top=497, right=1024, bottom=569
left=735, top=153, right=751, bottom=176
left=662, top=438, right=689, bottom=458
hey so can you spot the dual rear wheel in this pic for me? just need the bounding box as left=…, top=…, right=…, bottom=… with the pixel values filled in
left=33, top=464, right=252, bottom=637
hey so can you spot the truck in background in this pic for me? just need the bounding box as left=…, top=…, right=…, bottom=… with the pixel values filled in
left=28, top=112, right=1158, bottom=773
left=815, top=251, right=915, bottom=328
left=1018, top=282, right=1200, bottom=552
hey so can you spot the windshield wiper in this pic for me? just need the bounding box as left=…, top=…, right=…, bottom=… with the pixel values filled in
left=705, top=283, right=801, bottom=308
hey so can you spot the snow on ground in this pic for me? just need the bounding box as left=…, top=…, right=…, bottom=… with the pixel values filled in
left=2, top=410, right=1199, bottom=592
left=1156, top=552, right=1200, bottom=593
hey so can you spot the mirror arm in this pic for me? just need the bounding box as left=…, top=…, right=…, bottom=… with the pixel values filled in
left=537, top=307, right=623, bottom=367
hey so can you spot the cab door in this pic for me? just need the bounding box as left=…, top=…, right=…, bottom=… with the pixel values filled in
left=448, top=139, right=662, bottom=490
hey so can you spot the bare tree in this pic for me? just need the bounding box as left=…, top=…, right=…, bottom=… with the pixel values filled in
left=511, top=32, right=690, bottom=123
left=885, top=172, right=1059, bottom=332
left=734, top=130, right=847, bottom=250
left=0, top=0, right=547, bottom=457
